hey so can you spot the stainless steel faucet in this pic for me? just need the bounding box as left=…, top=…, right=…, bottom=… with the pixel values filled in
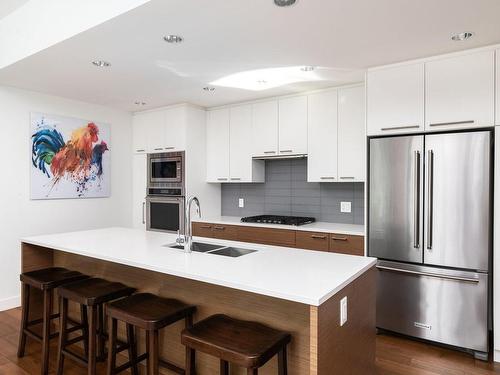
left=184, top=196, right=201, bottom=253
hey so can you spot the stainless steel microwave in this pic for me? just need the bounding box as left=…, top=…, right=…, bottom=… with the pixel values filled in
left=147, top=151, right=184, bottom=187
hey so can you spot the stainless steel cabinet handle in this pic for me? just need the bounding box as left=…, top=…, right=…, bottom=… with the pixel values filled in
left=200, top=225, right=212, bottom=229
left=136, top=149, right=146, bottom=152
left=142, top=202, right=145, bottom=224
left=376, top=265, right=479, bottom=283
left=263, top=151, right=276, bottom=154
left=340, top=176, right=355, bottom=180
left=280, top=150, right=293, bottom=153
left=413, top=150, right=421, bottom=249
left=320, top=176, right=335, bottom=180
left=213, top=226, right=225, bottom=230
left=331, top=236, right=348, bottom=241
left=427, top=150, right=434, bottom=250
left=164, top=146, right=175, bottom=150
left=230, top=178, right=241, bottom=181
left=429, top=120, right=474, bottom=127
left=380, top=125, right=420, bottom=131
left=154, top=147, right=163, bottom=151
left=217, top=178, right=228, bottom=181
left=311, top=235, right=327, bottom=240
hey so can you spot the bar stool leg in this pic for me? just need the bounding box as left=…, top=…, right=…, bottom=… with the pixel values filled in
left=88, top=305, right=98, bottom=375
left=185, top=347, right=195, bottom=375
left=220, top=360, right=229, bottom=375
left=80, top=305, right=89, bottom=357
left=97, top=304, right=106, bottom=360
left=56, top=297, right=68, bottom=375
left=278, top=346, right=287, bottom=375
left=106, top=316, right=117, bottom=375
left=147, top=329, right=159, bottom=375
left=41, top=289, right=52, bottom=375
left=17, top=282, right=30, bottom=358
left=247, top=369, right=258, bottom=375
left=126, top=324, right=139, bottom=375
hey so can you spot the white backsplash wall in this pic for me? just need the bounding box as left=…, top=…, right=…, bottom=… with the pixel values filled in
left=221, top=159, right=364, bottom=224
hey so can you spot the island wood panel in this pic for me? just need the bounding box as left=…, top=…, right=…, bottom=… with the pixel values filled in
left=296, top=231, right=330, bottom=252
left=236, top=226, right=296, bottom=247
left=310, top=268, right=376, bottom=375
left=329, top=234, right=364, bottom=256
left=211, top=224, right=238, bottom=240
left=192, top=222, right=214, bottom=238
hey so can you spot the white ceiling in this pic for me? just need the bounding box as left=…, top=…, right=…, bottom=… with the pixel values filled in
left=0, top=0, right=28, bottom=19
left=0, top=0, right=499, bottom=112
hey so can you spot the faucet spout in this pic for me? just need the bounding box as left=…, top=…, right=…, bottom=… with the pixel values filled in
left=184, top=196, right=201, bottom=253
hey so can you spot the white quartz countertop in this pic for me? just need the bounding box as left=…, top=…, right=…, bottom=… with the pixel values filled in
left=21, top=227, right=375, bottom=306
left=192, top=216, right=365, bottom=236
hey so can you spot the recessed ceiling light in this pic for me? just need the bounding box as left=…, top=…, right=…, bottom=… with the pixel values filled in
left=134, top=101, right=147, bottom=106
left=203, top=86, right=216, bottom=92
left=274, top=0, right=296, bottom=7
left=451, top=32, right=474, bottom=41
left=301, top=66, right=315, bottom=72
left=163, top=35, right=184, bottom=44
left=92, top=60, right=111, bottom=67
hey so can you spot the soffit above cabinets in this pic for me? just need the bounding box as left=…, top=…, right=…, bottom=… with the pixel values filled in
left=1, top=0, right=500, bottom=111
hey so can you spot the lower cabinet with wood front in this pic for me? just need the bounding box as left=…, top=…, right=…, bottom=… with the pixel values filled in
left=192, top=222, right=364, bottom=256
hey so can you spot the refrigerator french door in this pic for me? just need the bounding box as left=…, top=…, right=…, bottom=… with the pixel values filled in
left=369, top=130, right=492, bottom=359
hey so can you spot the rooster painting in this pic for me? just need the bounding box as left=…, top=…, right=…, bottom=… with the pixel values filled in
left=30, top=113, right=110, bottom=199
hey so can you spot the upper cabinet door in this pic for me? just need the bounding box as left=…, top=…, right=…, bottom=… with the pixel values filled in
left=206, top=109, right=230, bottom=182
left=252, top=101, right=278, bottom=157
left=338, top=86, right=366, bottom=182
left=164, top=107, right=186, bottom=151
left=229, top=105, right=253, bottom=182
left=132, top=115, right=147, bottom=153
left=279, top=95, right=308, bottom=155
left=145, top=110, right=166, bottom=152
left=366, top=63, right=424, bottom=135
left=307, top=90, right=338, bottom=182
left=496, top=49, right=500, bottom=126
left=425, top=50, right=495, bottom=130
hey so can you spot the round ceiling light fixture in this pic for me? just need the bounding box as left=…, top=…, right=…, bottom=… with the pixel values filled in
left=451, top=32, right=474, bottom=41
left=91, top=60, right=111, bottom=67
left=274, top=0, right=296, bottom=6
left=163, top=35, right=184, bottom=44
left=203, top=86, right=216, bottom=92
left=301, top=66, right=315, bottom=72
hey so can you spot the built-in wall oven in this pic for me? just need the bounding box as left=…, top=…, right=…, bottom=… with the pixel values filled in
left=146, top=151, right=185, bottom=233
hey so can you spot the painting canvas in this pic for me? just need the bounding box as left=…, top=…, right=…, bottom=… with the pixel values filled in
left=30, top=112, right=111, bottom=199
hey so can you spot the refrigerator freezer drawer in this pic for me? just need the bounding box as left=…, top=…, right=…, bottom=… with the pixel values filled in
left=376, top=261, right=488, bottom=352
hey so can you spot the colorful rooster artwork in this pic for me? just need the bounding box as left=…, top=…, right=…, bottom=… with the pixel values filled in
left=30, top=113, right=110, bottom=199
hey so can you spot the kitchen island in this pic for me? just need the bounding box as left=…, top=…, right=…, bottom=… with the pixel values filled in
left=21, top=227, right=376, bottom=375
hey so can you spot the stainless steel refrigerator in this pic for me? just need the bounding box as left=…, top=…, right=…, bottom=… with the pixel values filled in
left=368, top=130, right=492, bottom=360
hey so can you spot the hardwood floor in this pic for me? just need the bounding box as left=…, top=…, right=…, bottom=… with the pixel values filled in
left=1, top=307, right=500, bottom=374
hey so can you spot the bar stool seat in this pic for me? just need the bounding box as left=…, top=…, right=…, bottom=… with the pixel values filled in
left=56, top=278, right=135, bottom=375
left=107, top=293, right=196, bottom=375
left=182, top=314, right=291, bottom=374
left=18, top=267, right=89, bottom=375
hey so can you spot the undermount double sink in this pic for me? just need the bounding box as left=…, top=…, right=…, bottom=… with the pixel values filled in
left=164, top=241, right=257, bottom=258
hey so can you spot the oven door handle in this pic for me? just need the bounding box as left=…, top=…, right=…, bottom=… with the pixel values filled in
left=142, top=202, right=145, bottom=224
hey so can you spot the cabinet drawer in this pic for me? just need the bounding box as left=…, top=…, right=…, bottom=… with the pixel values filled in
left=296, top=231, right=329, bottom=251
left=237, top=226, right=296, bottom=247
left=329, top=234, right=364, bottom=256
left=192, top=222, right=214, bottom=238
left=211, top=224, right=238, bottom=241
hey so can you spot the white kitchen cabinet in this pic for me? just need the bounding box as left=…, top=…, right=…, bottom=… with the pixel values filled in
left=307, top=90, right=338, bottom=182
left=496, top=49, right=500, bottom=126
left=132, top=154, right=147, bottom=229
left=163, top=107, right=186, bottom=151
left=425, top=50, right=495, bottom=130
left=251, top=100, right=279, bottom=157
left=229, top=105, right=265, bottom=183
left=206, top=108, right=230, bottom=182
left=279, top=95, right=308, bottom=155
left=338, top=86, right=365, bottom=181
left=144, top=110, right=166, bottom=152
left=366, top=63, right=424, bottom=135
left=132, top=117, right=147, bottom=153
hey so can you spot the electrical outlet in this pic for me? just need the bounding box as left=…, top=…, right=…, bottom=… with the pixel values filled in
left=340, top=296, right=348, bottom=326
left=238, top=198, right=244, bottom=208
left=340, top=201, right=352, bottom=213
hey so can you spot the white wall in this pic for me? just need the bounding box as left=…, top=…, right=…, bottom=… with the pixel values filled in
left=0, top=85, right=133, bottom=310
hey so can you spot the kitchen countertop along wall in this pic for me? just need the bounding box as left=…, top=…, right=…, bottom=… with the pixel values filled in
left=221, top=158, right=364, bottom=224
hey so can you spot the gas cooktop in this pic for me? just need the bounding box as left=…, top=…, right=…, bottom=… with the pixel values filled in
left=241, top=215, right=315, bottom=226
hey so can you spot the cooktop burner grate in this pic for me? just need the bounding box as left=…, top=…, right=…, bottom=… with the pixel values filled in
left=241, top=215, right=315, bottom=226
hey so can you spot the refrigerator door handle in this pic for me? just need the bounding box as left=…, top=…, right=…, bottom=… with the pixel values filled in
left=426, top=149, right=434, bottom=250
left=376, top=265, right=480, bottom=284
left=413, top=151, right=421, bottom=248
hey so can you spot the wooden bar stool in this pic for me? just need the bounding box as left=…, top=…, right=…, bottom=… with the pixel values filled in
left=181, top=314, right=291, bottom=375
left=106, top=293, right=196, bottom=375
left=18, top=267, right=89, bottom=375
left=55, top=277, right=135, bottom=375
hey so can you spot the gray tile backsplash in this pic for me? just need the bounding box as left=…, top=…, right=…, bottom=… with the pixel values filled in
left=221, top=159, right=365, bottom=224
